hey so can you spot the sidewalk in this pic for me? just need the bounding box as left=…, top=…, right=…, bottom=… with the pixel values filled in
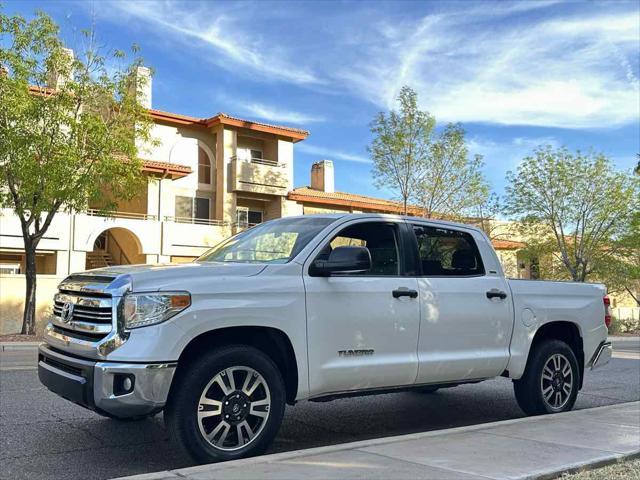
left=115, top=401, right=640, bottom=480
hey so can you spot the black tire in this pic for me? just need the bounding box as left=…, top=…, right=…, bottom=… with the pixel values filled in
left=165, top=345, right=286, bottom=463
left=513, top=339, right=579, bottom=416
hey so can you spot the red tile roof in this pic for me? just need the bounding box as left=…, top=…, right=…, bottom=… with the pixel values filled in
left=287, top=187, right=423, bottom=215
left=141, top=159, right=191, bottom=179
left=148, top=110, right=309, bottom=141
left=491, top=239, right=526, bottom=250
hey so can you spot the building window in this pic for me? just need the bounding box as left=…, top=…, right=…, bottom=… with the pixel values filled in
left=175, top=196, right=210, bottom=223
left=198, top=147, right=212, bottom=184
left=0, top=251, right=57, bottom=275
left=250, top=149, right=263, bottom=160
left=175, top=196, right=193, bottom=219
left=236, top=208, right=263, bottom=228
left=195, top=197, right=210, bottom=220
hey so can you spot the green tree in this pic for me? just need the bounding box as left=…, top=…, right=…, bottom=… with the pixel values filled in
left=504, top=146, right=640, bottom=285
left=417, top=123, right=489, bottom=219
left=0, top=10, right=154, bottom=334
left=368, top=86, right=435, bottom=214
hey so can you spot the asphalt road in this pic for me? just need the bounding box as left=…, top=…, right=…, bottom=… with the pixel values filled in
left=1, top=338, right=638, bottom=480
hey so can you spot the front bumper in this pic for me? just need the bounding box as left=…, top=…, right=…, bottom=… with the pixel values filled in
left=38, top=343, right=176, bottom=418
left=589, top=341, right=613, bottom=370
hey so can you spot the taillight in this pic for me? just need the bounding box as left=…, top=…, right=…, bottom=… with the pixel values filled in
left=603, top=296, right=612, bottom=328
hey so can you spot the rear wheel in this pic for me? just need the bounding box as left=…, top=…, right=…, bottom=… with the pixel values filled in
left=513, top=339, right=579, bottom=416
left=165, top=345, right=286, bottom=463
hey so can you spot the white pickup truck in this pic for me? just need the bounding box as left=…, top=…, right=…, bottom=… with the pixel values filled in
left=38, top=214, right=612, bottom=462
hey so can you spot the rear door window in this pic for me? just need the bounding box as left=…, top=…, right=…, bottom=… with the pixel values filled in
left=412, top=225, right=484, bottom=276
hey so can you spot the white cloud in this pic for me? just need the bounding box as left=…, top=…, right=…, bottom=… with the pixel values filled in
left=297, top=143, right=371, bottom=163
left=333, top=6, right=640, bottom=129
left=109, top=1, right=321, bottom=86
left=233, top=102, right=325, bottom=125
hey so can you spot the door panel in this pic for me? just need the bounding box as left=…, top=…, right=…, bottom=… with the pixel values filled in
left=305, top=275, right=420, bottom=396
left=415, top=275, right=513, bottom=383
left=410, top=224, right=513, bottom=384
left=303, top=220, right=421, bottom=397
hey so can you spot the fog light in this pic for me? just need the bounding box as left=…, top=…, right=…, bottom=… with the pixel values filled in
left=113, top=374, right=135, bottom=396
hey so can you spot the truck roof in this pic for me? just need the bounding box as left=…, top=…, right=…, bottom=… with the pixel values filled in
left=283, top=212, right=484, bottom=234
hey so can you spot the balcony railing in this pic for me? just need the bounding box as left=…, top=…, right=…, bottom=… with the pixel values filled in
left=230, top=155, right=284, bottom=168
left=164, top=216, right=228, bottom=226
left=85, top=209, right=157, bottom=221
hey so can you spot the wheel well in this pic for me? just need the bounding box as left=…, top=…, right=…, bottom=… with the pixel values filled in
left=531, top=321, right=585, bottom=389
left=176, top=326, right=299, bottom=404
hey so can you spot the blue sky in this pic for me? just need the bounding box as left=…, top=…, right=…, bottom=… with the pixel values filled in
left=8, top=0, right=640, bottom=199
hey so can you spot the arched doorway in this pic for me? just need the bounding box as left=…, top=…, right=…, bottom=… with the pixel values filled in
left=86, top=228, right=144, bottom=270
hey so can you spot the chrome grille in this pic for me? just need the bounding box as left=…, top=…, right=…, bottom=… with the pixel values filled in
left=51, top=293, right=114, bottom=340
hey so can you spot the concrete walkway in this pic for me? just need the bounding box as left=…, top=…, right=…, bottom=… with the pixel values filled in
left=115, top=401, right=640, bottom=480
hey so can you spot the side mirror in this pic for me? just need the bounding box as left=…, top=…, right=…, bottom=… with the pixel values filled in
left=309, top=246, right=372, bottom=277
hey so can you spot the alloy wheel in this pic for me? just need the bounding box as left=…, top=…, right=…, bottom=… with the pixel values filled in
left=197, top=366, right=271, bottom=451
left=540, top=353, right=573, bottom=411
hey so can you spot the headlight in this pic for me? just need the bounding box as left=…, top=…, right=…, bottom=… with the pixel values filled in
left=123, top=292, right=191, bottom=330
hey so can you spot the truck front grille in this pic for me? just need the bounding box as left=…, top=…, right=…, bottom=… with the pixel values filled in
left=51, top=293, right=114, bottom=341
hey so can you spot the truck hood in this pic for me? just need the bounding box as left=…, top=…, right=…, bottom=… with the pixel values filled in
left=67, top=262, right=267, bottom=293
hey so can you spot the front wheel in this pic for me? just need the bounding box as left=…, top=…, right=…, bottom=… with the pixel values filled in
left=165, top=345, right=286, bottom=463
left=513, top=339, right=579, bottom=416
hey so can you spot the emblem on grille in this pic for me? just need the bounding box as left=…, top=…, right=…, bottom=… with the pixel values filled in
left=60, top=302, right=74, bottom=323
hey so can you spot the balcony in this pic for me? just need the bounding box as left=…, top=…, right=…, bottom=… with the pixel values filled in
left=230, top=156, right=289, bottom=196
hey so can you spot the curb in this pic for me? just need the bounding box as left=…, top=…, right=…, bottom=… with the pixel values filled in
left=113, top=401, right=640, bottom=480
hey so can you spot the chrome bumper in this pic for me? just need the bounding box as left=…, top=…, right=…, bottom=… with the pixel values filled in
left=590, top=341, right=613, bottom=370
left=38, top=344, right=176, bottom=418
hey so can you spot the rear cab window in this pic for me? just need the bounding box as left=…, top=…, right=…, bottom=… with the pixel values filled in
left=411, top=224, right=485, bottom=277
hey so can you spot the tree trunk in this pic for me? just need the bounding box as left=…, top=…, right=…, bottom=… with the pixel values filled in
left=21, top=241, right=37, bottom=336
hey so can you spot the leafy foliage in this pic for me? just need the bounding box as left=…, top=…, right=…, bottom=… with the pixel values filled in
left=504, top=146, right=640, bottom=291
left=368, top=86, right=435, bottom=214
left=417, top=123, right=489, bottom=219
left=0, top=9, right=154, bottom=334
left=368, top=86, right=488, bottom=219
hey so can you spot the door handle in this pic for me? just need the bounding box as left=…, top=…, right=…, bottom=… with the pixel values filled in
left=393, top=288, right=418, bottom=299
left=486, top=289, right=508, bottom=300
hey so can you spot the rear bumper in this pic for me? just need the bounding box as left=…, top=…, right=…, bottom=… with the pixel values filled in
left=38, top=343, right=176, bottom=418
left=589, top=341, right=613, bottom=370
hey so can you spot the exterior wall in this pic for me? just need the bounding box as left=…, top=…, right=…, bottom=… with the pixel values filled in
left=0, top=275, right=61, bottom=334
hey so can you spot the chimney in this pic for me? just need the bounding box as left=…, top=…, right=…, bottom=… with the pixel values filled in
left=311, top=160, right=334, bottom=193
left=46, top=48, right=74, bottom=89
left=132, top=66, right=152, bottom=109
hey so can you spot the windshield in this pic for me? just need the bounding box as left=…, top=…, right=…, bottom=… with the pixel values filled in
left=197, top=217, right=335, bottom=264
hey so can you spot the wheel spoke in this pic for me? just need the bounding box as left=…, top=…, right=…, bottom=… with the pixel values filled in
left=226, top=368, right=237, bottom=391
left=237, top=420, right=254, bottom=446
left=214, top=374, right=232, bottom=396
left=198, top=399, right=222, bottom=419
left=562, top=383, right=571, bottom=395
left=554, top=392, right=562, bottom=407
left=542, top=385, right=554, bottom=401
left=562, top=363, right=571, bottom=377
left=249, top=399, right=270, bottom=418
left=243, top=375, right=263, bottom=397
left=207, top=420, right=230, bottom=445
